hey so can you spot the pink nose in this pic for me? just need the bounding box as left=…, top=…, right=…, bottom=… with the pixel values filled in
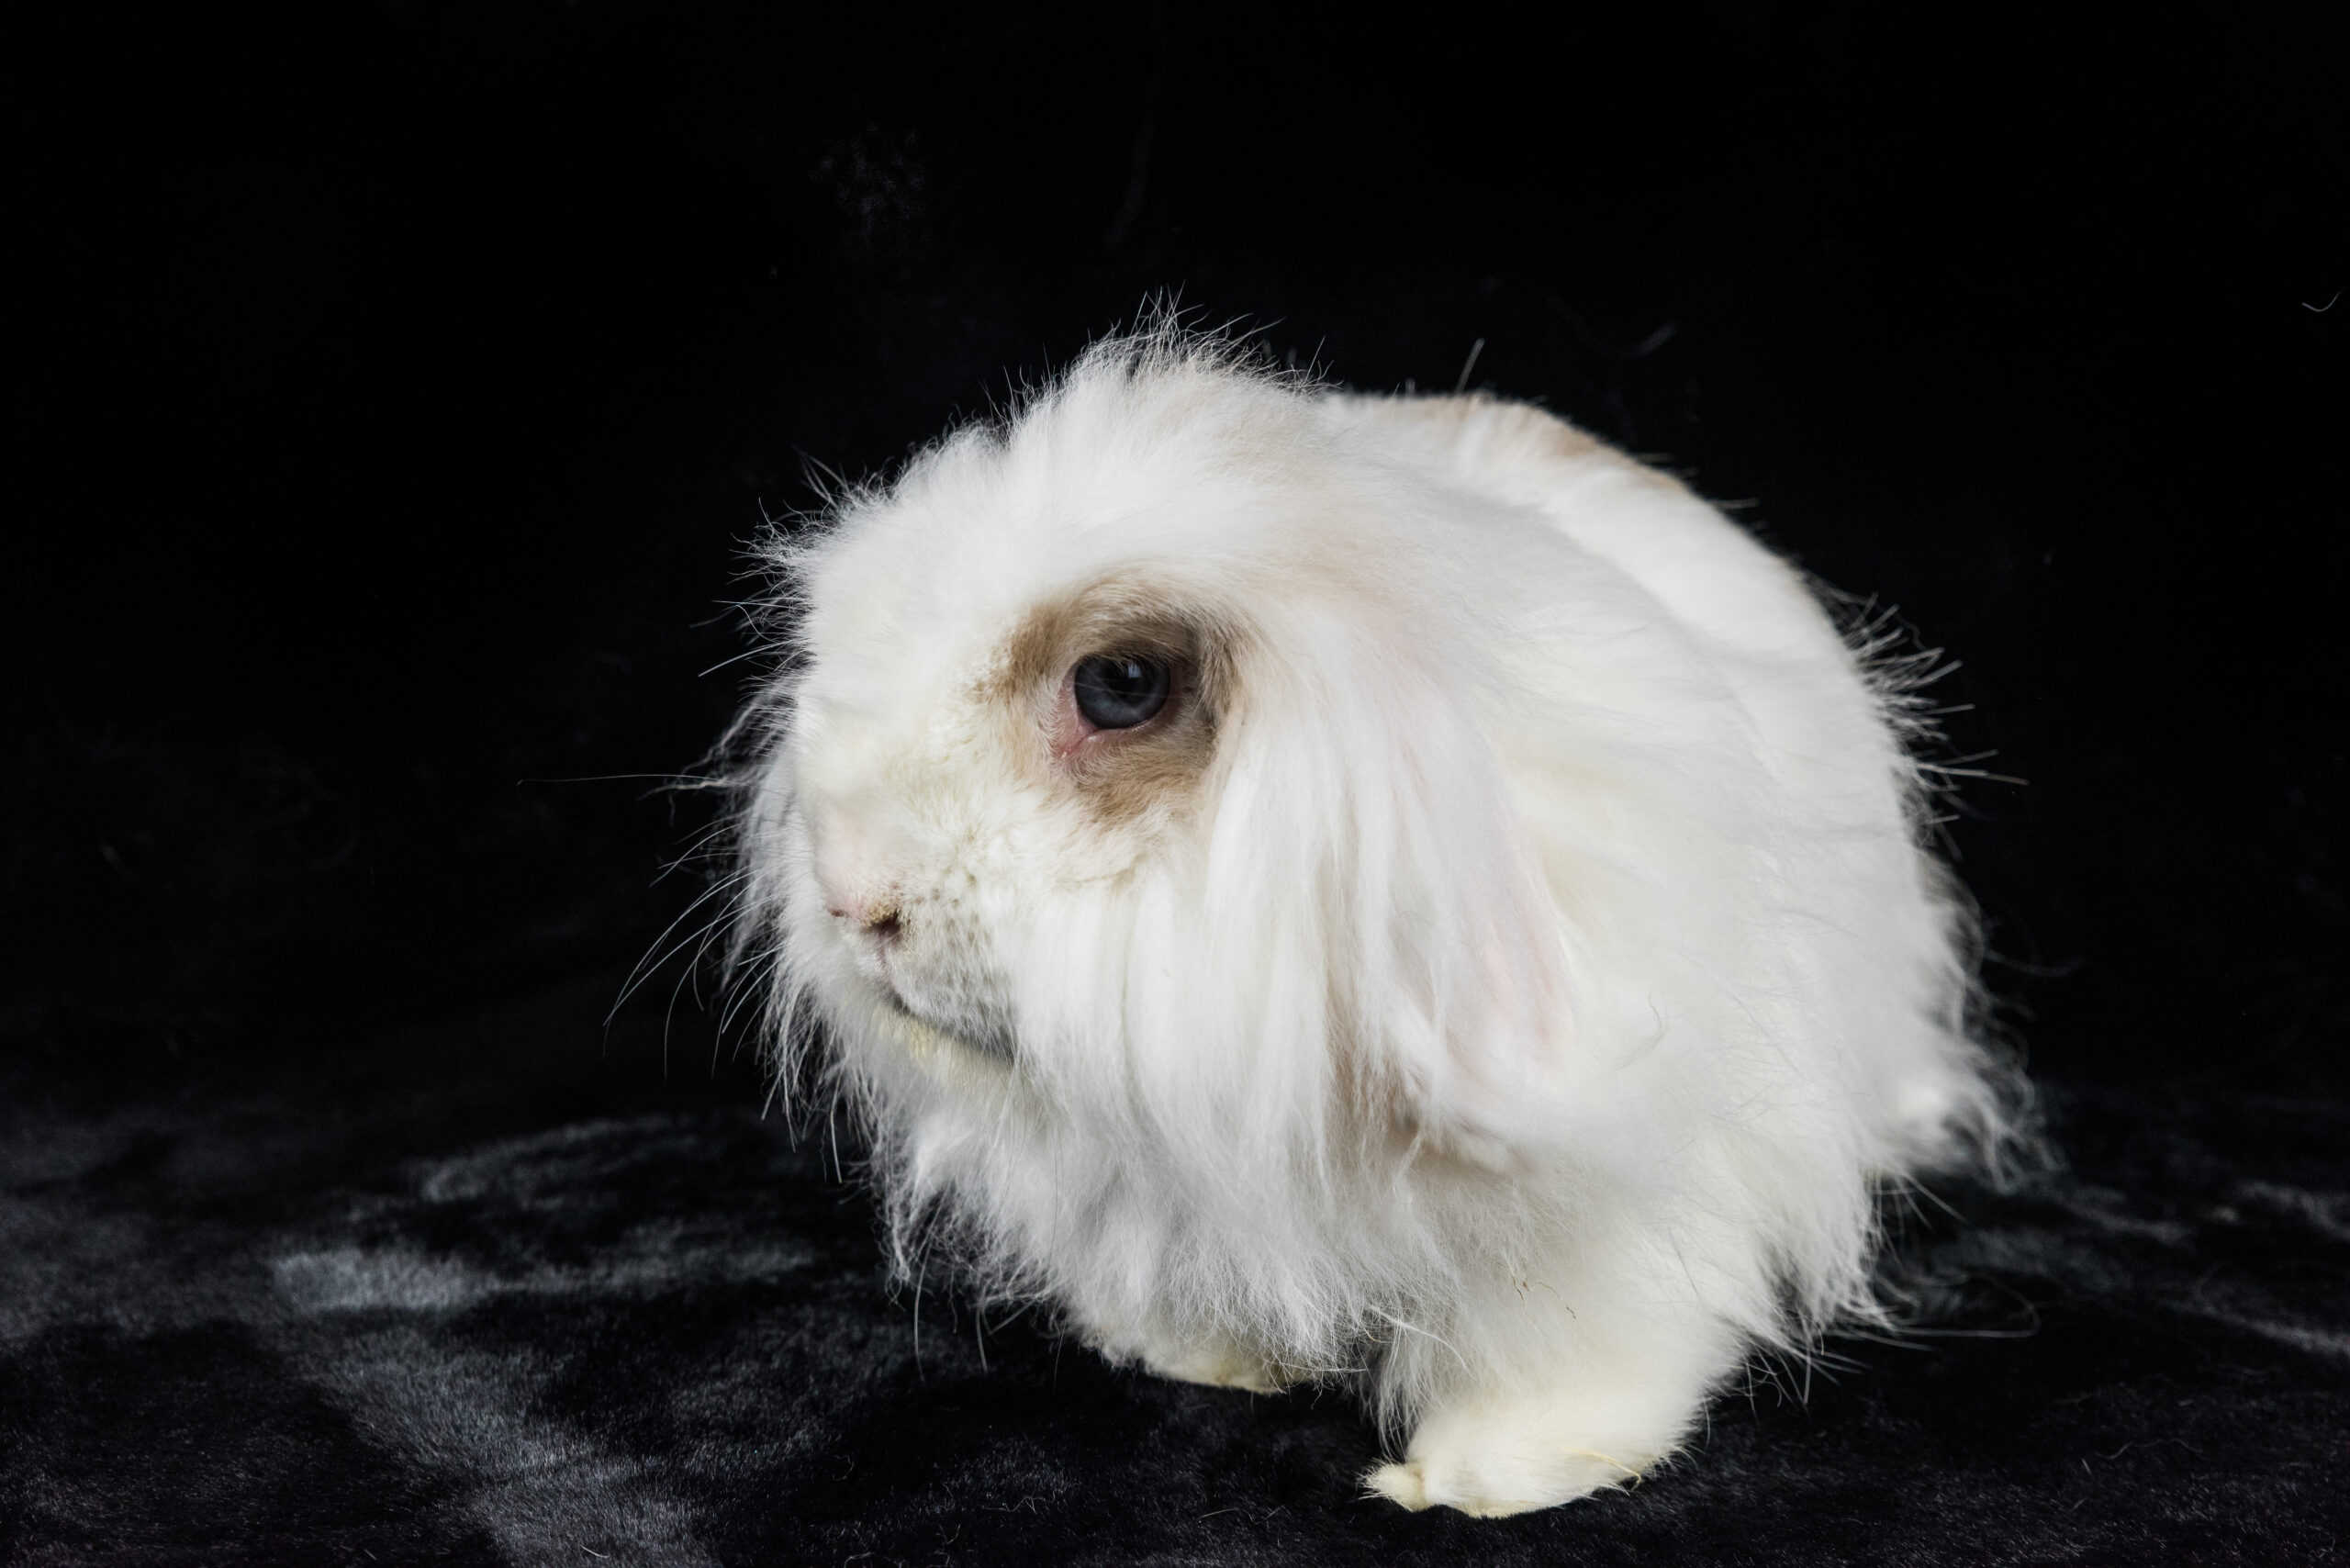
left=811, top=808, right=902, bottom=939
left=824, top=893, right=903, bottom=941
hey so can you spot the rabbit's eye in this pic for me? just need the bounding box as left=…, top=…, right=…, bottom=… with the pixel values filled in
left=1070, top=654, right=1169, bottom=730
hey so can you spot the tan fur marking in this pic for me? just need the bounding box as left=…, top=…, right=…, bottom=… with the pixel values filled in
left=1338, top=391, right=1690, bottom=497
left=983, top=577, right=1237, bottom=827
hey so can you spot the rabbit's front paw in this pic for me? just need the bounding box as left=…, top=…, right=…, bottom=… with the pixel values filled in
left=1364, top=1398, right=1671, bottom=1517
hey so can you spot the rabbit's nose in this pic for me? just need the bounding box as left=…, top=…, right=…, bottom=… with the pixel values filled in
left=827, top=894, right=904, bottom=943
left=811, top=804, right=906, bottom=941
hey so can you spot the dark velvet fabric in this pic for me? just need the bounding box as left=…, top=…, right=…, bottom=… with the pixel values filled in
left=11, top=3, right=2344, bottom=1563
left=6, top=1014, right=2348, bottom=1565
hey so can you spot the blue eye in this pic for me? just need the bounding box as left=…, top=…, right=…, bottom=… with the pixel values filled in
left=1071, top=654, right=1169, bottom=730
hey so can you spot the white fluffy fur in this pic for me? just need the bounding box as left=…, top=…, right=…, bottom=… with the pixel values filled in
left=723, top=319, right=2025, bottom=1516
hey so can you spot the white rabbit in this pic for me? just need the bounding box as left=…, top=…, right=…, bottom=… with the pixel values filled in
left=723, top=318, right=2026, bottom=1517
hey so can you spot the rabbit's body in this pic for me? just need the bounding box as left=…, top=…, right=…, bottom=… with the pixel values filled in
left=731, top=326, right=2019, bottom=1516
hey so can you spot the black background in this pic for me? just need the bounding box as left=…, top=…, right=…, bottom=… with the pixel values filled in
left=17, top=3, right=2344, bottom=1097
left=16, top=3, right=2346, bottom=1092
left=9, top=4, right=2347, bottom=1562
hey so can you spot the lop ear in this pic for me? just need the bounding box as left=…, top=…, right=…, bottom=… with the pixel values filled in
left=1356, top=754, right=1580, bottom=1171
left=1219, top=609, right=1581, bottom=1169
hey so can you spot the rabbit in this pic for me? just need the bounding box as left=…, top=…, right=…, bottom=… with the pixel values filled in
left=722, top=317, right=2026, bottom=1517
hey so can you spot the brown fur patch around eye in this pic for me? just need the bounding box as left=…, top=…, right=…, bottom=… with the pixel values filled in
left=983, top=578, right=1237, bottom=825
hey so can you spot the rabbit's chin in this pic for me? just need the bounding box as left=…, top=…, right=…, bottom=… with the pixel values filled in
left=874, top=981, right=1018, bottom=1065
left=856, top=993, right=1018, bottom=1095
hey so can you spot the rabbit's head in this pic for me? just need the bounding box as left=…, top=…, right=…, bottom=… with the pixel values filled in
left=734, top=329, right=1583, bottom=1193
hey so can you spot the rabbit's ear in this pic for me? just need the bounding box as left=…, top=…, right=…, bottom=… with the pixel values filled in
left=1210, top=610, right=1581, bottom=1169
left=1355, top=752, right=1581, bottom=1170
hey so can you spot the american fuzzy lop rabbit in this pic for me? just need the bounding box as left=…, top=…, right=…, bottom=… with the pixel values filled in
left=723, top=319, right=2025, bottom=1516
